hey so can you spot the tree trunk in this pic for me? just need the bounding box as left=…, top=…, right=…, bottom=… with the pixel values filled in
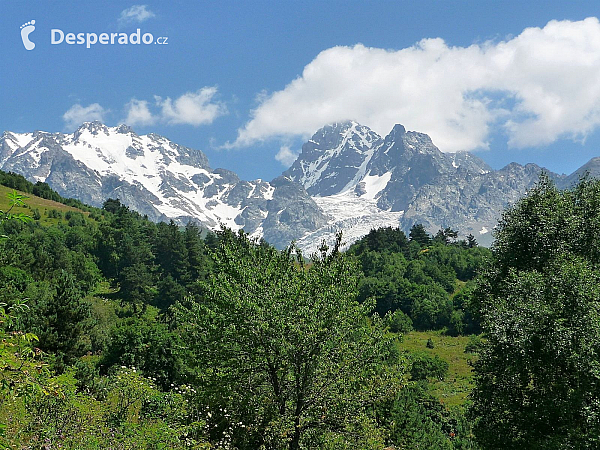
left=289, top=416, right=301, bottom=450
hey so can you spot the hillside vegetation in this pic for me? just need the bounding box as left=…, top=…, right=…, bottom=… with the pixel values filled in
left=1, top=169, right=598, bottom=449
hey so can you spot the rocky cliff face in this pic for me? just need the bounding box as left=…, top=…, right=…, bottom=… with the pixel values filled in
left=284, top=121, right=383, bottom=196
left=0, top=122, right=328, bottom=248
left=285, top=121, right=565, bottom=251
left=1, top=120, right=581, bottom=251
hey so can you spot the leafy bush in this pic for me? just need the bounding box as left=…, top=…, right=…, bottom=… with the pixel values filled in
left=464, top=335, right=483, bottom=354
left=409, top=352, right=448, bottom=381
left=386, top=309, right=413, bottom=333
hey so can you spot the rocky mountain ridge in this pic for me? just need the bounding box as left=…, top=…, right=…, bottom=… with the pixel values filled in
left=0, top=122, right=328, bottom=248
left=0, top=120, right=581, bottom=251
left=285, top=121, right=566, bottom=249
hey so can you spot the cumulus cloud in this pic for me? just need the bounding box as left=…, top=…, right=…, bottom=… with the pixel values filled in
left=118, top=5, right=155, bottom=26
left=155, top=87, right=227, bottom=126
left=123, top=99, right=156, bottom=126
left=63, top=103, right=108, bottom=130
left=119, top=87, right=227, bottom=127
left=275, top=145, right=299, bottom=166
left=233, top=17, right=600, bottom=152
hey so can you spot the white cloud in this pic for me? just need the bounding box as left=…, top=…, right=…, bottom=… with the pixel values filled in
left=275, top=145, right=298, bottom=166
left=155, top=87, right=227, bottom=126
left=123, top=99, right=156, bottom=126
left=233, top=17, right=600, bottom=152
left=63, top=103, right=108, bottom=130
left=119, top=88, right=227, bottom=127
left=118, top=5, right=155, bottom=26
left=65, top=88, right=227, bottom=131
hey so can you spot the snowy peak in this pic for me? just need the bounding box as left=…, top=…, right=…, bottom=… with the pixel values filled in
left=310, top=120, right=380, bottom=149
left=0, top=131, right=35, bottom=167
left=1, top=120, right=587, bottom=255
left=284, top=121, right=497, bottom=211
left=0, top=122, right=328, bottom=249
left=284, top=121, right=383, bottom=196
left=280, top=121, right=553, bottom=252
left=285, top=121, right=462, bottom=202
left=74, top=120, right=111, bottom=138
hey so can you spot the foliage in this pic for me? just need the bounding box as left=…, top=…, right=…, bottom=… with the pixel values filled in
left=409, top=352, right=449, bottom=381
left=173, top=229, right=404, bottom=449
left=471, top=175, right=600, bottom=449
left=24, top=272, right=92, bottom=372
left=409, top=223, right=432, bottom=247
left=376, top=382, right=477, bottom=449
left=0, top=179, right=491, bottom=448
left=100, top=311, right=183, bottom=390
left=349, top=226, right=489, bottom=332
left=0, top=190, right=32, bottom=238
left=386, top=308, right=414, bottom=334
left=0, top=368, right=205, bottom=449
left=464, top=335, right=483, bottom=355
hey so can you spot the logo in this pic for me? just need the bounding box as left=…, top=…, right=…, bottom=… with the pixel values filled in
left=51, top=28, right=168, bottom=48
left=20, top=20, right=36, bottom=50
left=18, top=19, right=168, bottom=51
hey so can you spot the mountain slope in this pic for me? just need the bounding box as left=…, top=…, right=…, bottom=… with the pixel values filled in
left=284, top=121, right=383, bottom=196
left=0, top=120, right=580, bottom=251
left=284, top=121, right=564, bottom=251
left=559, top=156, right=600, bottom=189
left=0, top=122, right=328, bottom=248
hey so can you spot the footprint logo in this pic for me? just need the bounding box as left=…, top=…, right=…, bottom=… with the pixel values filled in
left=20, top=20, right=36, bottom=50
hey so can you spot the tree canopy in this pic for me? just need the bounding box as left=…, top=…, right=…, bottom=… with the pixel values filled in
left=173, top=229, right=404, bottom=449
left=471, top=175, right=600, bottom=449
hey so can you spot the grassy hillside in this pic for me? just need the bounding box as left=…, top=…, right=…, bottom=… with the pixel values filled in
left=0, top=184, right=90, bottom=225
left=399, top=330, right=476, bottom=407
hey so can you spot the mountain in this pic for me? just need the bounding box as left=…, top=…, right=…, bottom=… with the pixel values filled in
left=0, top=122, right=329, bottom=248
left=0, top=120, right=582, bottom=251
left=285, top=121, right=564, bottom=250
left=559, top=156, right=600, bottom=189
left=284, top=121, right=383, bottom=196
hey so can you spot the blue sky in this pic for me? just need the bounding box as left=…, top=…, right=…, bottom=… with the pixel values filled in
left=2, top=1, right=600, bottom=181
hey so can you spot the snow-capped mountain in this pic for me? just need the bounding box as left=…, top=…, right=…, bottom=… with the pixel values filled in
left=0, top=122, right=329, bottom=248
left=284, top=121, right=383, bottom=196
left=285, top=121, right=564, bottom=251
left=0, top=120, right=576, bottom=252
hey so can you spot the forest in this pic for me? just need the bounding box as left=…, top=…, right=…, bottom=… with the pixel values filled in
left=1, top=170, right=599, bottom=449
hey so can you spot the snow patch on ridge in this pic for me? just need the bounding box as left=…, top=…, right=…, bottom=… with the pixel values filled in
left=360, top=172, right=392, bottom=199
left=295, top=190, right=403, bottom=256
left=8, top=132, right=35, bottom=150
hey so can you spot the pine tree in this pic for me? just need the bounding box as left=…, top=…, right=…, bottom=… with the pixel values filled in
left=28, top=270, right=91, bottom=371
left=409, top=223, right=431, bottom=247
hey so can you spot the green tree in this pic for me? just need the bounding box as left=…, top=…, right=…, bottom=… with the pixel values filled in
left=377, top=381, right=475, bottom=450
left=409, top=352, right=449, bottom=381
left=174, top=230, right=403, bottom=450
left=101, top=314, right=182, bottom=390
left=434, top=227, right=459, bottom=245
left=409, top=223, right=431, bottom=247
left=119, top=262, right=155, bottom=312
left=26, top=271, right=91, bottom=371
left=154, top=220, right=189, bottom=282
left=466, top=234, right=477, bottom=248
left=470, top=175, right=600, bottom=449
left=183, top=221, right=211, bottom=283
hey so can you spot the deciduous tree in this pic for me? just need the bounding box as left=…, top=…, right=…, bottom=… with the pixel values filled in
left=174, top=230, right=403, bottom=450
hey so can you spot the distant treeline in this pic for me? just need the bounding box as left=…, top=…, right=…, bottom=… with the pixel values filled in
left=0, top=170, right=92, bottom=211
left=349, top=224, right=490, bottom=334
